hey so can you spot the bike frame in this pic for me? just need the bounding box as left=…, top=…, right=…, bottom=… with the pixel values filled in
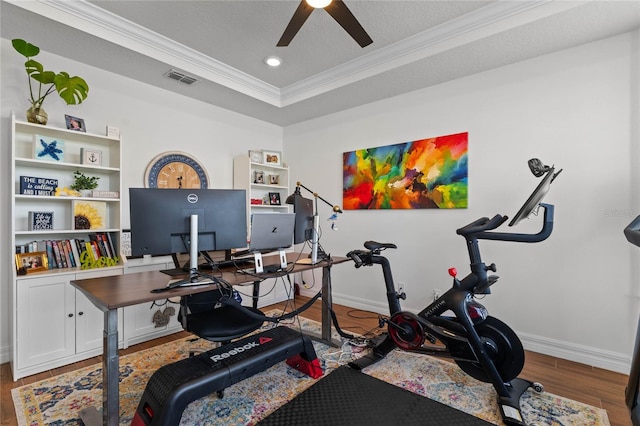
left=347, top=203, right=556, bottom=426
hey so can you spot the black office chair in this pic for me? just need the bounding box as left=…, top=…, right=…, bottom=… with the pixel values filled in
left=178, top=286, right=265, bottom=348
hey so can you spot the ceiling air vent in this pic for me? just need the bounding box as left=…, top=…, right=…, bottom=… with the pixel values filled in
left=164, top=69, right=197, bottom=85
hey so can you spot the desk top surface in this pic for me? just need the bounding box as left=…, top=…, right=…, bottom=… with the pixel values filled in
left=70, top=253, right=349, bottom=311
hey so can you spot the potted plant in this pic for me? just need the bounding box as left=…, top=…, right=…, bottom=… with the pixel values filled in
left=70, top=170, right=99, bottom=197
left=12, top=39, right=89, bottom=125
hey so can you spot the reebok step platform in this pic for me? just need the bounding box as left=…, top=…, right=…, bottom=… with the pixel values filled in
left=132, top=326, right=322, bottom=426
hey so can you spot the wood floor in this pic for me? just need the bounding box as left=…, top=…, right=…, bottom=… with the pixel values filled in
left=0, top=296, right=633, bottom=426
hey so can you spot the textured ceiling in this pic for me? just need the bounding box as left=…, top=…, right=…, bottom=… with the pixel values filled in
left=2, top=1, right=639, bottom=126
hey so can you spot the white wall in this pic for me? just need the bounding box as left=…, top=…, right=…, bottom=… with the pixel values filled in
left=284, top=31, right=640, bottom=373
left=0, top=38, right=282, bottom=363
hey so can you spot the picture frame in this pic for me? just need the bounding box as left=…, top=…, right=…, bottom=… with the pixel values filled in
left=15, top=251, right=48, bottom=274
left=249, top=150, right=263, bottom=164
left=263, top=150, right=282, bottom=166
left=253, top=170, right=265, bottom=184
left=81, top=148, right=103, bottom=166
left=34, top=134, right=65, bottom=162
left=269, top=174, right=280, bottom=185
left=73, top=200, right=107, bottom=230
left=269, top=192, right=281, bottom=205
left=65, top=114, right=86, bottom=132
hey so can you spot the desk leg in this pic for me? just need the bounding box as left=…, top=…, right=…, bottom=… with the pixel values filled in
left=104, top=309, right=119, bottom=425
left=252, top=280, right=260, bottom=309
left=79, top=309, right=119, bottom=426
left=321, top=264, right=332, bottom=343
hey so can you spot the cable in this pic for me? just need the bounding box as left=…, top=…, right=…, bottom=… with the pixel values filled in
left=219, top=289, right=322, bottom=323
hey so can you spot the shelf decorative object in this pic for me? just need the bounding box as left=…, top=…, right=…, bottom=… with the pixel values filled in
left=19, top=175, right=58, bottom=196
left=249, top=150, right=263, bottom=163
left=70, top=170, right=100, bottom=196
left=269, top=192, right=281, bottom=205
left=262, top=150, right=281, bottom=166
left=28, top=211, right=53, bottom=231
left=65, top=115, right=86, bottom=132
left=81, top=148, right=102, bottom=166
left=144, top=151, right=208, bottom=189
left=12, top=39, right=89, bottom=125
left=73, top=200, right=106, bottom=230
left=15, top=252, right=48, bottom=274
left=34, top=135, right=64, bottom=162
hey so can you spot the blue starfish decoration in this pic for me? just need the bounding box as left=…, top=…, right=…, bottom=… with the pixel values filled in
left=38, top=138, right=63, bottom=161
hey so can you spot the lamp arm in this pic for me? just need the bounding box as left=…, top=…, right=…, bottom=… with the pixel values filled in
left=297, top=182, right=343, bottom=213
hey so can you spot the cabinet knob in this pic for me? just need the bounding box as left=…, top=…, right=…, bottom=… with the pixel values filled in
left=78, top=311, right=84, bottom=316
left=68, top=313, right=74, bottom=318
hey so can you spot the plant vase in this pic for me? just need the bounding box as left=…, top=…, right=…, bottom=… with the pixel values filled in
left=80, top=189, right=92, bottom=197
left=26, top=106, right=48, bottom=125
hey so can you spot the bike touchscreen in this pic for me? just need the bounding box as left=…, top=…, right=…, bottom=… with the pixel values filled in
left=509, top=164, right=556, bottom=227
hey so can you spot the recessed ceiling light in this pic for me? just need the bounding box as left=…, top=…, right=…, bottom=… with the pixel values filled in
left=264, top=56, right=282, bottom=67
left=306, top=0, right=331, bottom=8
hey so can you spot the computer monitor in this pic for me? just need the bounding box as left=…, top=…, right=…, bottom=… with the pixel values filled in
left=293, top=195, right=314, bottom=244
left=249, top=213, right=295, bottom=252
left=129, top=188, right=248, bottom=257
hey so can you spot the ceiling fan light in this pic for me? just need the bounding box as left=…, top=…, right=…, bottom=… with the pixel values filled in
left=264, top=56, right=282, bottom=67
left=306, top=0, right=332, bottom=8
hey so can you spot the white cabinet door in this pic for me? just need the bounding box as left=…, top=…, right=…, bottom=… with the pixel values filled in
left=123, top=300, right=182, bottom=346
left=16, top=275, right=75, bottom=369
left=74, top=290, right=107, bottom=353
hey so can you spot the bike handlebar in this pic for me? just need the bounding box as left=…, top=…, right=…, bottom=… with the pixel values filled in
left=459, top=203, right=554, bottom=243
left=456, top=214, right=509, bottom=236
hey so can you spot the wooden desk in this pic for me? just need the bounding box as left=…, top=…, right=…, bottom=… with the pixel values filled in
left=70, top=253, right=348, bottom=426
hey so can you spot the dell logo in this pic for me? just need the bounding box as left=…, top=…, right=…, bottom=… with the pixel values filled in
left=187, top=193, right=198, bottom=204
left=271, top=227, right=278, bottom=233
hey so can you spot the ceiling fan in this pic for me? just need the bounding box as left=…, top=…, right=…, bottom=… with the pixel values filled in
left=277, top=0, right=373, bottom=48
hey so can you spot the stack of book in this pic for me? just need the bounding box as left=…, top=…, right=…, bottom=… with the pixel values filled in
left=15, top=232, right=118, bottom=270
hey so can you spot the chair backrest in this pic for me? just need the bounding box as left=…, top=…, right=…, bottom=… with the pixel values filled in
left=178, top=287, right=264, bottom=343
left=178, top=287, right=230, bottom=330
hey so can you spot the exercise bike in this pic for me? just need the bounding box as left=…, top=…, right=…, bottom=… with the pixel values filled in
left=346, top=159, right=562, bottom=426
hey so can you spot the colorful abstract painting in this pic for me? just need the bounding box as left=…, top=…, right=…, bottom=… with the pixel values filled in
left=343, top=132, right=468, bottom=210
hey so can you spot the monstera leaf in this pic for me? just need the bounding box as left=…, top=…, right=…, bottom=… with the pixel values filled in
left=12, top=39, right=89, bottom=108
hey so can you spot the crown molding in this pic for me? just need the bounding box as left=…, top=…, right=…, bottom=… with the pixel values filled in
left=7, top=0, right=586, bottom=109
left=6, top=0, right=283, bottom=106
left=280, top=0, right=585, bottom=106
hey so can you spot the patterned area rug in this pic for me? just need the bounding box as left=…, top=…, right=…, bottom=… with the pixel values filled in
left=12, top=313, right=610, bottom=425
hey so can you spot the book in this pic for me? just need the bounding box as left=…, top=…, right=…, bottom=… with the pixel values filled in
left=69, top=239, right=81, bottom=268
left=91, top=190, right=119, bottom=198
left=52, top=241, right=64, bottom=268
left=59, top=240, right=71, bottom=268
left=84, top=242, right=96, bottom=261
left=63, top=240, right=76, bottom=268
left=45, top=240, right=57, bottom=269
left=105, top=233, right=117, bottom=259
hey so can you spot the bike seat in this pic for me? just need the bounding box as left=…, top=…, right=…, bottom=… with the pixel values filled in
left=364, top=241, right=397, bottom=251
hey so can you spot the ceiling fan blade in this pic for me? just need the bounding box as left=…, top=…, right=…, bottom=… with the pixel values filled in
left=325, top=0, right=373, bottom=47
left=277, top=1, right=314, bottom=47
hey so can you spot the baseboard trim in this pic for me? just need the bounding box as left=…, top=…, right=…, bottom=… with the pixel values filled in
left=302, top=289, right=632, bottom=375
left=518, top=332, right=631, bottom=374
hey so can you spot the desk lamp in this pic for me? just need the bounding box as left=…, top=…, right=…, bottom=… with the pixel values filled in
left=286, top=181, right=342, bottom=264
